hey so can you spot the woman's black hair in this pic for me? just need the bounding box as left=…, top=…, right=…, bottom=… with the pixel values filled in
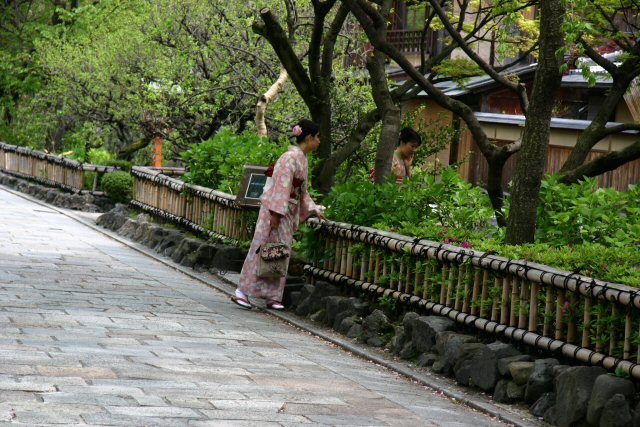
left=399, top=127, right=422, bottom=146
left=294, top=119, right=320, bottom=143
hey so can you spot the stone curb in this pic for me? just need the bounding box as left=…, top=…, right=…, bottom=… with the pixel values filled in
left=0, top=185, right=546, bottom=427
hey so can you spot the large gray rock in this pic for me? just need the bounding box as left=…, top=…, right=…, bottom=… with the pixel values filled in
left=296, top=281, right=340, bottom=316
left=141, top=226, right=168, bottom=249
left=411, top=316, right=456, bottom=354
left=361, top=309, right=392, bottom=345
left=185, top=243, right=217, bottom=270
left=324, top=296, right=346, bottom=327
left=509, top=361, right=534, bottom=386
left=525, top=358, right=560, bottom=404
left=600, top=394, right=633, bottom=427
left=453, top=343, right=487, bottom=386
left=171, top=238, right=203, bottom=266
left=96, top=205, right=130, bottom=231
left=530, top=392, right=556, bottom=418
left=132, top=221, right=152, bottom=242
left=468, top=342, right=520, bottom=392
left=586, top=374, right=635, bottom=426
left=552, top=366, right=606, bottom=427
left=387, top=326, right=405, bottom=354
left=498, top=354, right=533, bottom=376
left=156, top=230, right=186, bottom=257
left=337, top=317, right=357, bottom=335
left=117, top=218, right=138, bottom=239
left=493, top=379, right=524, bottom=403
left=210, top=245, right=246, bottom=272
left=438, top=332, right=477, bottom=376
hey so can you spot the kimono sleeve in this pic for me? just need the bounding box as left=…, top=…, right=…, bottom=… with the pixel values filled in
left=261, top=152, right=294, bottom=216
left=299, top=187, right=319, bottom=223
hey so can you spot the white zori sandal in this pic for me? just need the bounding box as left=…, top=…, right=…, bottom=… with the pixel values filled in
left=231, top=289, right=252, bottom=309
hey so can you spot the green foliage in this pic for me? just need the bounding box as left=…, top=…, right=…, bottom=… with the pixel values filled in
left=432, top=58, right=483, bottom=84
left=537, top=175, right=640, bottom=247
left=324, top=165, right=496, bottom=246
left=181, top=129, right=287, bottom=194
left=101, top=171, right=134, bottom=204
left=321, top=169, right=640, bottom=287
left=377, top=294, right=397, bottom=317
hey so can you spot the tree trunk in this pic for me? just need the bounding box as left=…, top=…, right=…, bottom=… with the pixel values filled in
left=117, top=139, right=151, bottom=161
left=255, top=68, right=288, bottom=137
left=505, top=0, right=564, bottom=245
left=368, top=52, right=400, bottom=182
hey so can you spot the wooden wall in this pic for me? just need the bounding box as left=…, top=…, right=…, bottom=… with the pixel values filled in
left=403, top=99, right=640, bottom=191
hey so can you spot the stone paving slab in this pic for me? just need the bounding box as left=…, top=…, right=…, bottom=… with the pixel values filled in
left=0, top=186, right=543, bottom=426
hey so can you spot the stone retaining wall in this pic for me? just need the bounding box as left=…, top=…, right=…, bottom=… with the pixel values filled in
left=0, top=171, right=113, bottom=212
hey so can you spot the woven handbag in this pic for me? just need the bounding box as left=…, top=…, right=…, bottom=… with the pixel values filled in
left=256, top=241, right=291, bottom=279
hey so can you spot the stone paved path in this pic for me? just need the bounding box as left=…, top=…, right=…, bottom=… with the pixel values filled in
left=0, top=186, right=512, bottom=426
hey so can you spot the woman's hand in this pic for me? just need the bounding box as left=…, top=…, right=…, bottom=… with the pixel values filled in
left=316, top=209, right=327, bottom=221
left=269, top=211, right=282, bottom=229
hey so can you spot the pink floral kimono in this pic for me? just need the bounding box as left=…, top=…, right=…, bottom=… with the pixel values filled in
left=238, top=145, right=319, bottom=302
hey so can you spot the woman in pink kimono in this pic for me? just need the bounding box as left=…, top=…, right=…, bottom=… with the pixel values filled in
left=232, top=119, right=325, bottom=310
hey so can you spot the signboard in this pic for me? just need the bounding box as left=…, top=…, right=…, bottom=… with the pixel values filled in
left=236, top=164, right=269, bottom=207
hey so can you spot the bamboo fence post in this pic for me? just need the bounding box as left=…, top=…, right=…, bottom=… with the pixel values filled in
left=470, top=268, right=481, bottom=316
left=624, top=309, right=632, bottom=360
left=422, top=264, right=430, bottom=300
left=374, top=251, right=381, bottom=283
left=543, top=286, right=554, bottom=337
left=389, top=260, right=396, bottom=289
left=397, top=261, right=404, bottom=292
left=567, top=294, right=577, bottom=344
left=413, top=267, right=421, bottom=297
left=360, top=252, right=367, bottom=282
left=637, top=321, right=640, bottom=363
left=500, top=276, right=511, bottom=325
left=595, top=302, right=604, bottom=353
left=582, top=297, right=592, bottom=348
left=455, top=264, right=465, bottom=311
left=334, top=238, right=342, bottom=274
left=528, top=282, right=539, bottom=332
left=368, top=247, right=375, bottom=276
left=555, top=291, right=566, bottom=340
left=323, top=238, right=331, bottom=270
left=327, top=238, right=335, bottom=271
left=440, top=264, right=449, bottom=305
left=509, top=277, right=519, bottom=327
left=479, top=270, right=490, bottom=318
left=462, top=266, right=473, bottom=313
left=345, top=242, right=353, bottom=278
left=382, top=257, right=388, bottom=287
left=609, top=304, right=617, bottom=355
left=518, top=279, right=528, bottom=329
left=491, top=276, right=500, bottom=322
left=340, top=239, right=348, bottom=275
left=446, top=265, right=455, bottom=307
left=405, top=264, right=411, bottom=294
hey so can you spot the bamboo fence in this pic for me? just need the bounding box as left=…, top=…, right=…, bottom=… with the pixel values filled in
left=0, top=142, right=118, bottom=193
left=131, top=166, right=256, bottom=243
left=303, top=219, right=640, bottom=380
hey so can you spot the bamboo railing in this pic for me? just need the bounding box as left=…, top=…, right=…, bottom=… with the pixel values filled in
left=0, top=142, right=118, bottom=193
left=131, top=166, right=256, bottom=243
left=303, top=219, right=640, bottom=380
left=90, top=161, right=640, bottom=379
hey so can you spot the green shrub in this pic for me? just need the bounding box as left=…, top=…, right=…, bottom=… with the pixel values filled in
left=181, top=128, right=288, bottom=193
left=317, top=169, right=640, bottom=287
left=101, top=171, right=133, bottom=204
